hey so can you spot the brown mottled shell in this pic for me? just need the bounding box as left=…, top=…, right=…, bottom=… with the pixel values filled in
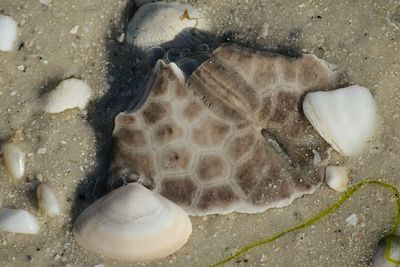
left=110, top=43, right=341, bottom=216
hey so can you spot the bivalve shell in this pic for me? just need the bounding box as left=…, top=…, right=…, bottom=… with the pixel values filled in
left=37, top=183, right=61, bottom=217
left=0, top=15, right=18, bottom=52
left=0, top=208, right=40, bottom=234
left=324, top=166, right=349, bottom=192
left=2, top=142, right=26, bottom=179
left=73, top=183, right=192, bottom=261
left=303, top=85, right=378, bottom=156
left=40, top=78, right=92, bottom=113
left=126, top=2, right=212, bottom=51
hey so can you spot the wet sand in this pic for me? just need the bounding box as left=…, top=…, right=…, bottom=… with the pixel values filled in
left=0, top=0, right=399, bottom=266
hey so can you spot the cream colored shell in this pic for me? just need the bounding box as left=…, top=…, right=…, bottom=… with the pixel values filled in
left=73, top=183, right=192, bottom=261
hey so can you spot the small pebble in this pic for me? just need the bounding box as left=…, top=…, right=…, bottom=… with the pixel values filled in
left=70, top=25, right=79, bottom=34
left=0, top=15, right=18, bottom=52
left=37, top=147, right=47, bottom=154
left=17, top=65, right=25, bottom=71
left=117, top=32, right=125, bottom=43
left=345, top=214, right=358, bottom=226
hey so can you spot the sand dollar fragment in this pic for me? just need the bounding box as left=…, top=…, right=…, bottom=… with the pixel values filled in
left=109, top=43, right=343, bottom=216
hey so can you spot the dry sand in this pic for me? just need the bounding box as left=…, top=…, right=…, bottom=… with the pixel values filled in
left=0, top=0, right=399, bottom=266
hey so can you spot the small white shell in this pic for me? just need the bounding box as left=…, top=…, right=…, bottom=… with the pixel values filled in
left=126, top=2, right=211, bottom=50
left=37, top=183, right=60, bottom=217
left=0, top=15, right=18, bottom=52
left=40, top=78, right=92, bottom=113
left=372, top=235, right=400, bottom=267
left=0, top=208, right=40, bottom=234
left=73, top=183, right=192, bottom=261
left=324, top=166, right=349, bottom=192
left=303, top=85, right=378, bottom=156
left=2, top=142, right=26, bottom=179
left=345, top=213, right=358, bottom=226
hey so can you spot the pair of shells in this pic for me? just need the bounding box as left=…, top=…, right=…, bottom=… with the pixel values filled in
left=0, top=184, right=60, bottom=235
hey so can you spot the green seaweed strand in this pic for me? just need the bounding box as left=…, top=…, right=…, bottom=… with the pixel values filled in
left=208, top=179, right=400, bottom=267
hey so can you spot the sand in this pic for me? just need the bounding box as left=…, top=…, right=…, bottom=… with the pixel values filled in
left=0, top=0, right=399, bottom=266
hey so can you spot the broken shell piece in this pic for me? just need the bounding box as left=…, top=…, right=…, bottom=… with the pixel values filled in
left=126, top=2, right=212, bottom=50
left=303, top=85, right=378, bottom=156
left=73, top=183, right=192, bottom=261
left=40, top=78, right=92, bottom=113
left=324, top=166, right=349, bottom=192
left=345, top=213, right=358, bottom=226
left=37, top=183, right=60, bottom=217
left=2, top=142, right=26, bottom=179
left=372, top=235, right=400, bottom=267
left=0, top=208, right=40, bottom=234
left=0, top=15, right=18, bottom=52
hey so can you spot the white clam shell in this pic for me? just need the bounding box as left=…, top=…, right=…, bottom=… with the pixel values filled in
left=0, top=208, right=40, bottom=235
left=126, top=2, right=211, bottom=50
left=40, top=78, right=92, bottom=113
left=303, top=85, right=378, bottom=156
left=73, top=183, right=192, bottom=261
left=2, top=142, right=26, bottom=179
left=372, top=235, right=400, bottom=267
left=324, top=166, right=349, bottom=192
left=0, top=15, right=18, bottom=52
left=37, top=183, right=60, bottom=217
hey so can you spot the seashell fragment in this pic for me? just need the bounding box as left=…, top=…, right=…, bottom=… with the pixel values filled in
left=36, top=183, right=60, bottom=217
left=372, top=235, right=400, bottom=267
left=73, top=183, right=192, bottom=261
left=0, top=208, right=40, bottom=234
left=324, top=166, right=349, bottom=192
left=0, top=15, right=18, bottom=52
left=303, top=85, right=378, bottom=156
left=126, top=2, right=212, bottom=51
left=2, top=142, right=26, bottom=179
left=345, top=213, right=358, bottom=226
left=40, top=78, right=92, bottom=113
